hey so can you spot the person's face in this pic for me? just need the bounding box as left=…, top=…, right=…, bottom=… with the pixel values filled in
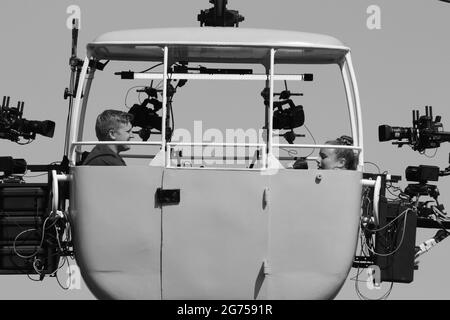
left=319, top=148, right=345, bottom=170
left=110, top=121, right=134, bottom=152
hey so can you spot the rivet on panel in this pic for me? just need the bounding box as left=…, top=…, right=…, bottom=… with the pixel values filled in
left=263, top=187, right=269, bottom=210
left=315, top=174, right=323, bottom=184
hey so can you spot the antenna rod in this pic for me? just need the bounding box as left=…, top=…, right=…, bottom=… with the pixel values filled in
left=71, top=18, right=79, bottom=59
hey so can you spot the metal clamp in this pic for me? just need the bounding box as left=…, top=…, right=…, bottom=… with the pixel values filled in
left=361, top=176, right=382, bottom=226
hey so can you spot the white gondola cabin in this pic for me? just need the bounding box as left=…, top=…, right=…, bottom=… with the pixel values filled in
left=63, top=27, right=364, bottom=299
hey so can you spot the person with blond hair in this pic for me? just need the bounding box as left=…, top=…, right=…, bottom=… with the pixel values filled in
left=318, top=135, right=357, bottom=170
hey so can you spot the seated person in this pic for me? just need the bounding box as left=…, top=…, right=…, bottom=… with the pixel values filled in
left=82, top=109, right=134, bottom=166
left=318, top=135, right=357, bottom=170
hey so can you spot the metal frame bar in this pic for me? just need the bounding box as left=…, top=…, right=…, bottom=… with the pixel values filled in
left=273, top=143, right=362, bottom=150
left=340, top=57, right=358, bottom=147
left=68, top=48, right=364, bottom=171
left=69, top=57, right=90, bottom=164
left=345, top=52, right=364, bottom=166
left=132, top=73, right=310, bottom=81
left=164, top=166, right=265, bottom=172
left=166, top=142, right=266, bottom=168
left=74, top=68, right=96, bottom=164
left=162, top=46, right=168, bottom=166
left=167, top=142, right=265, bottom=147
left=167, top=155, right=261, bottom=161
left=268, top=48, right=276, bottom=168
left=72, top=141, right=162, bottom=146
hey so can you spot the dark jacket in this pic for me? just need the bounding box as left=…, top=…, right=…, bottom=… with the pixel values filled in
left=82, top=144, right=126, bottom=166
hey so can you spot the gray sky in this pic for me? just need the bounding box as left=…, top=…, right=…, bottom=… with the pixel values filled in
left=1, top=0, right=450, bottom=299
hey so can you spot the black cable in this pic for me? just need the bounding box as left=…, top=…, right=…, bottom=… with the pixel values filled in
left=354, top=228, right=395, bottom=300
left=124, top=86, right=145, bottom=109
left=168, top=81, right=178, bottom=140
left=357, top=281, right=394, bottom=300
left=363, top=208, right=410, bottom=233
left=27, top=274, right=42, bottom=282
left=364, top=161, right=381, bottom=174
left=280, top=148, right=298, bottom=157
left=350, top=232, right=368, bottom=283
left=16, top=139, right=34, bottom=145
left=386, top=186, right=401, bottom=199
left=366, top=209, right=410, bottom=257
left=303, top=125, right=316, bottom=158
left=55, top=257, right=70, bottom=290
left=155, top=80, right=163, bottom=90
left=170, top=102, right=174, bottom=140
left=139, top=63, right=163, bottom=73
left=424, top=148, right=438, bottom=158
left=354, top=233, right=370, bottom=298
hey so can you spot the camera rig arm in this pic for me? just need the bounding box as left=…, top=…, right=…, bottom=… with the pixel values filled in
left=63, top=19, right=109, bottom=156
left=355, top=166, right=450, bottom=279
left=197, top=0, right=245, bottom=27
left=0, top=96, right=55, bottom=143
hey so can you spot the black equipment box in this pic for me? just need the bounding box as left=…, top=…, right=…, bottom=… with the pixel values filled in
left=375, top=201, right=417, bottom=283
left=0, top=183, right=60, bottom=275
left=0, top=185, right=48, bottom=216
left=0, top=246, right=59, bottom=274
left=0, top=216, right=43, bottom=244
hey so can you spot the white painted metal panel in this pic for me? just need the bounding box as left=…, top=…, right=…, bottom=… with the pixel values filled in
left=161, top=169, right=269, bottom=299
left=91, top=28, right=347, bottom=48
left=159, top=168, right=361, bottom=299
left=70, top=166, right=361, bottom=300
left=267, top=169, right=362, bottom=299
left=87, top=28, right=348, bottom=64
left=71, top=166, right=163, bottom=299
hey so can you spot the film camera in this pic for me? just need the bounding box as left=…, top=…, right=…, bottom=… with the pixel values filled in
left=379, top=105, right=450, bottom=198
left=127, top=85, right=176, bottom=141
left=356, top=106, right=450, bottom=285
left=0, top=96, right=55, bottom=142
left=379, top=106, right=450, bottom=152
left=260, top=87, right=306, bottom=139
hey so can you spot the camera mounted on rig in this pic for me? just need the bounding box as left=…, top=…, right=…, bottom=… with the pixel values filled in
left=0, top=96, right=55, bottom=143
left=127, top=84, right=176, bottom=142
left=128, top=87, right=163, bottom=142
left=403, top=155, right=450, bottom=197
left=404, top=165, right=441, bottom=199
left=198, top=0, right=245, bottom=27
left=378, top=106, right=450, bottom=152
left=261, top=87, right=306, bottom=144
left=0, top=157, right=27, bottom=183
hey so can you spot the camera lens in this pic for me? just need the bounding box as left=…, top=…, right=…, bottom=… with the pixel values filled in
left=20, top=119, right=55, bottom=138
left=378, top=125, right=412, bottom=142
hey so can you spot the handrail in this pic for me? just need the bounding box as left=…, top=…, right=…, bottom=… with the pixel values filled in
left=51, top=170, right=71, bottom=218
